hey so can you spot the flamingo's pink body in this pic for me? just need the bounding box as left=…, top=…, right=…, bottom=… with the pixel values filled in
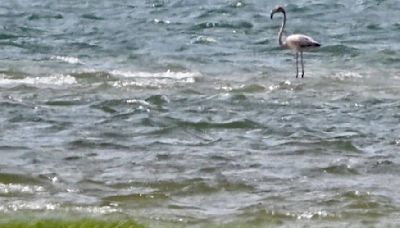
left=271, top=5, right=320, bottom=78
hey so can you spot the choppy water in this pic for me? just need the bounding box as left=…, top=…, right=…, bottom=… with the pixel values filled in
left=1, top=0, right=400, bottom=226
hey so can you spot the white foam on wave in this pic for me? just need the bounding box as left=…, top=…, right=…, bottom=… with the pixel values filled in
left=110, top=69, right=199, bottom=88
left=71, top=205, right=121, bottom=214
left=191, top=36, right=217, bottom=44
left=2, top=200, right=58, bottom=212
left=51, top=56, right=83, bottom=64
left=0, top=74, right=77, bottom=87
left=332, top=72, right=363, bottom=80
left=153, top=18, right=171, bottom=24
left=111, top=69, right=200, bottom=80
left=0, top=183, right=45, bottom=194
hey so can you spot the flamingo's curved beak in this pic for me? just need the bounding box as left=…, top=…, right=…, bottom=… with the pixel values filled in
left=270, top=10, right=277, bottom=19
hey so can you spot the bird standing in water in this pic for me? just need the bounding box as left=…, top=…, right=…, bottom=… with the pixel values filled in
left=270, top=5, right=321, bottom=78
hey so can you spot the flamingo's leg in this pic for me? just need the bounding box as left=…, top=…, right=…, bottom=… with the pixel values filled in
left=295, top=52, right=299, bottom=78
left=300, top=51, right=304, bottom=78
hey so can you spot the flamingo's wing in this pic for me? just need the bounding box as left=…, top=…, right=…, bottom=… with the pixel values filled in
left=287, top=34, right=320, bottom=49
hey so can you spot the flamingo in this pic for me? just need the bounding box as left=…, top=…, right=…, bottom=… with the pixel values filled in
left=270, top=5, right=321, bottom=78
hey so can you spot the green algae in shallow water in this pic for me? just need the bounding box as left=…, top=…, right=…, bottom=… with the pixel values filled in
left=0, top=219, right=145, bottom=228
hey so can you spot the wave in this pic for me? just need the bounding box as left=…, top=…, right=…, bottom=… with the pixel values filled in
left=51, top=56, right=83, bottom=65
left=0, top=74, right=77, bottom=87
left=110, top=70, right=199, bottom=88
left=331, top=72, right=364, bottom=81
left=0, top=183, right=44, bottom=195
left=110, top=69, right=200, bottom=80
left=0, top=68, right=201, bottom=89
left=175, top=119, right=259, bottom=130
left=153, top=18, right=171, bottom=24
left=191, top=36, right=217, bottom=44
left=191, top=20, right=253, bottom=30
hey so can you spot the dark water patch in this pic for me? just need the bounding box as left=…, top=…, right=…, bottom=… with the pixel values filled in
left=92, top=104, right=117, bottom=114
left=68, top=139, right=130, bottom=150
left=347, top=201, right=383, bottom=210
left=129, top=179, right=204, bottom=194
left=214, top=178, right=256, bottom=192
left=44, top=99, right=87, bottom=106
left=323, top=139, right=361, bottom=153
left=107, top=111, right=149, bottom=122
left=145, top=94, right=169, bottom=106
left=229, top=94, right=247, bottom=101
left=366, top=23, right=382, bottom=30
left=210, top=155, right=231, bottom=162
left=102, top=192, right=169, bottom=207
left=176, top=181, right=220, bottom=195
left=151, top=134, right=222, bottom=147
left=16, top=41, right=53, bottom=53
left=0, top=33, right=19, bottom=40
left=364, top=49, right=400, bottom=66
left=321, top=164, right=360, bottom=175
left=199, top=167, right=218, bottom=173
left=8, top=114, right=45, bottom=124
left=319, top=44, right=360, bottom=57
left=68, top=42, right=100, bottom=50
left=40, top=121, right=74, bottom=133
left=0, top=70, right=27, bottom=78
left=134, top=178, right=255, bottom=196
left=394, top=23, right=400, bottom=30
left=0, top=145, right=30, bottom=151
left=81, top=13, right=105, bottom=20
left=0, top=41, right=26, bottom=50
left=0, top=173, right=41, bottom=185
left=91, top=99, right=147, bottom=114
left=339, top=191, right=395, bottom=212
left=156, top=154, right=170, bottom=161
left=231, top=84, right=266, bottom=93
left=285, top=4, right=311, bottom=13
left=237, top=206, right=297, bottom=226
left=98, top=131, right=133, bottom=140
left=140, top=117, right=167, bottom=128
left=177, top=119, right=259, bottom=130
left=197, top=8, right=232, bottom=19
left=28, top=13, right=63, bottom=21
left=341, top=191, right=379, bottom=201
left=367, top=160, right=400, bottom=174
left=302, top=162, right=360, bottom=177
left=167, top=203, right=201, bottom=211
left=15, top=26, right=46, bottom=36
left=273, top=139, right=361, bottom=155
left=0, top=101, right=30, bottom=109
left=63, top=156, right=82, bottom=161
left=174, top=179, right=255, bottom=196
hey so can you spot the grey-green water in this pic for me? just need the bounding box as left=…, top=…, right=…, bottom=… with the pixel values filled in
left=1, top=0, right=400, bottom=226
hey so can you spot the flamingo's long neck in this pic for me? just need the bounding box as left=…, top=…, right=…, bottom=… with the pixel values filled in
left=278, top=11, right=286, bottom=47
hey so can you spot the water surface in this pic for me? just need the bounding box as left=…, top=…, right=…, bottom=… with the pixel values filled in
left=1, top=0, right=400, bottom=226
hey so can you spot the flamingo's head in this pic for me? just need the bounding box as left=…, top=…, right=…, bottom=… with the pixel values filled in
left=270, top=5, right=286, bottom=19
